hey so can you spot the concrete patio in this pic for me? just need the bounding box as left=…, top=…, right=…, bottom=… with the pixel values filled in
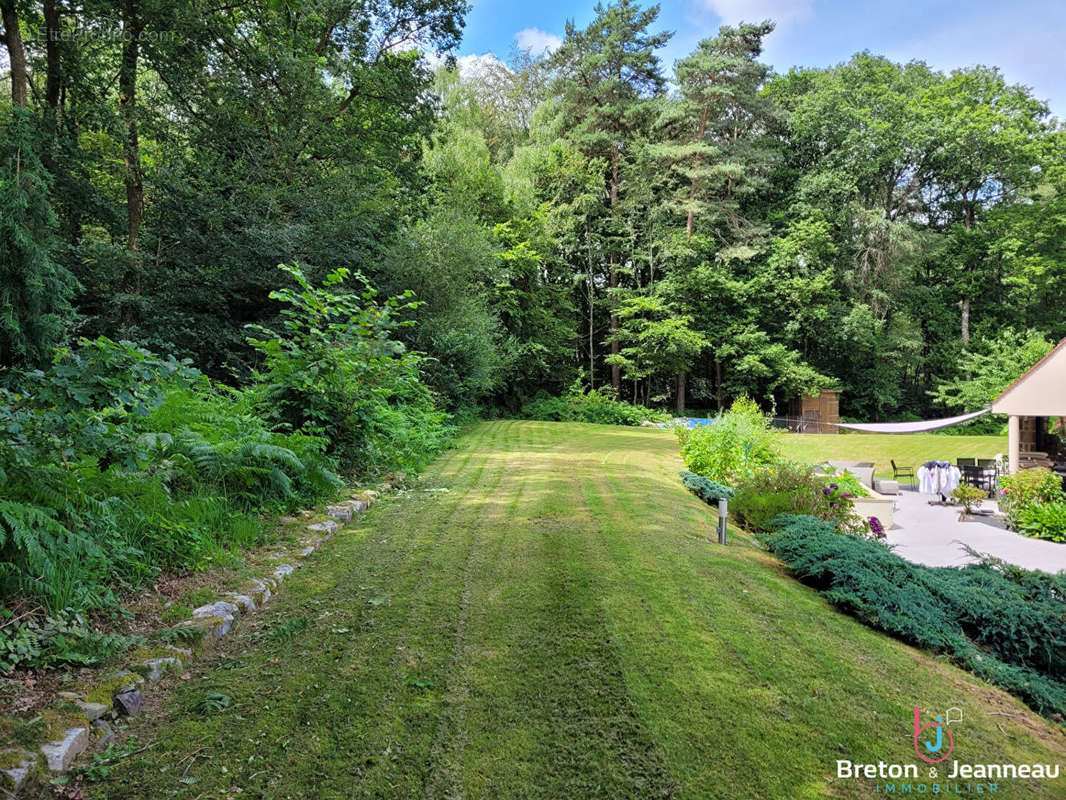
left=883, top=488, right=1066, bottom=573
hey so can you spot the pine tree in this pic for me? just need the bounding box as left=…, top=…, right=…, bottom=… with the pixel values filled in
left=666, top=21, right=777, bottom=243
left=551, top=0, right=670, bottom=392
left=0, top=111, right=78, bottom=368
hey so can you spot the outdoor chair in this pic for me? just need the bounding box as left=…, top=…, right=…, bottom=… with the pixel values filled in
left=891, top=459, right=916, bottom=489
left=956, top=458, right=975, bottom=467
left=960, top=464, right=995, bottom=497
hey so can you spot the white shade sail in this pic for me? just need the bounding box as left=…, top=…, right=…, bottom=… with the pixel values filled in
left=835, top=407, right=991, bottom=434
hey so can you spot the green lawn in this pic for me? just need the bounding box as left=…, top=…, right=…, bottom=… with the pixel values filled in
left=95, top=421, right=1062, bottom=799
left=778, top=432, right=1006, bottom=477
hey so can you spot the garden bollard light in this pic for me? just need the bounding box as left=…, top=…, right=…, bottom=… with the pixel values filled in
left=717, top=498, right=728, bottom=545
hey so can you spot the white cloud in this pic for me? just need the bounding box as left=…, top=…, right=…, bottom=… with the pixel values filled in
left=456, top=53, right=507, bottom=80
left=697, top=0, right=812, bottom=26
left=514, top=27, right=563, bottom=55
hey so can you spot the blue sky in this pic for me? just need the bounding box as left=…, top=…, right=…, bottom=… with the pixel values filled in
left=457, top=0, right=1066, bottom=117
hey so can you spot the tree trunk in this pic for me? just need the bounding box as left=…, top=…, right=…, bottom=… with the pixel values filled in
left=1, top=0, right=29, bottom=107
left=685, top=106, right=710, bottom=238
left=119, top=0, right=144, bottom=328
left=43, top=0, right=61, bottom=114
left=960, top=201, right=975, bottom=344
left=676, top=373, right=686, bottom=414
left=609, top=145, right=621, bottom=392
left=715, top=359, right=723, bottom=410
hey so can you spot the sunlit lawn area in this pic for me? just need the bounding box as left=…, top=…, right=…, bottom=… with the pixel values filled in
left=97, top=421, right=1063, bottom=800
left=778, top=432, right=1007, bottom=477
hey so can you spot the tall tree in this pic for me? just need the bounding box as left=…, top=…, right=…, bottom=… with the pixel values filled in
left=551, top=0, right=670, bottom=392
left=0, top=0, right=28, bottom=107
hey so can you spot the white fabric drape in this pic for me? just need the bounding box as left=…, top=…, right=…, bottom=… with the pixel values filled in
left=835, top=407, right=991, bottom=434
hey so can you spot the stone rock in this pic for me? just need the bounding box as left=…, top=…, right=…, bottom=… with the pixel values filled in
left=306, top=520, right=340, bottom=535
left=163, top=644, right=193, bottom=658
left=91, top=719, right=115, bottom=752
left=225, top=593, right=256, bottom=614
left=279, top=515, right=298, bottom=524
left=103, top=670, right=144, bottom=694
left=298, top=545, right=315, bottom=557
left=177, top=614, right=231, bottom=642
left=192, top=600, right=239, bottom=621
left=40, top=727, right=89, bottom=771
left=345, top=499, right=369, bottom=513
left=74, top=700, right=109, bottom=722
left=1, top=749, right=37, bottom=793
left=243, top=578, right=271, bottom=606
left=56, top=691, right=85, bottom=701
left=273, top=564, right=295, bottom=583
left=140, top=657, right=182, bottom=682
left=113, top=689, right=144, bottom=717
left=326, top=504, right=353, bottom=522
left=363, top=490, right=380, bottom=500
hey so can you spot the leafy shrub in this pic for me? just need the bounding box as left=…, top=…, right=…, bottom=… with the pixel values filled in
left=950, top=485, right=987, bottom=515
left=520, top=379, right=669, bottom=426
left=247, top=264, right=453, bottom=475
left=998, top=468, right=1065, bottom=528
left=1016, top=503, right=1066, bottom=543
left=730, top=462, right=863, bottom=534
left=676, top=396, right=780, bottom=483
left=762, top=515, right=1066, bottom=718
left=817, top=466, right=868, bottom=498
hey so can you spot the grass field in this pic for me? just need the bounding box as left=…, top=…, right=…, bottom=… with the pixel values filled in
left=778, top=432, right=1006, bottom=477
left=93, top=422, right=1062, bottom=799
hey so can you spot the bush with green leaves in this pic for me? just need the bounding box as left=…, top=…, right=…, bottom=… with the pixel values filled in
left=762, top=515, right=1066, bottom=718
left=520, top=379, right=669, bottom=426
left=1, top=336, right=343, bottom=654
left=1016, top=502, right=1066, bottom=543
left=730, top=462, right=863, bottom=534
left=950, top=485, right=988, bottom=515
left=676, top=396, right=781, bottom=483
left=246, top=264, right=453, bottom=475
left=998, top=467, right=1065, bottom=529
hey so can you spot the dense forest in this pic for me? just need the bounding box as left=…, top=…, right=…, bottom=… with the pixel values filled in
left=2, top=0, right=1064, bottom=423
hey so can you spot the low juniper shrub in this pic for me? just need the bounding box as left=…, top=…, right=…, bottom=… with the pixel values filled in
left=761, top=514, right=1066, bottom=719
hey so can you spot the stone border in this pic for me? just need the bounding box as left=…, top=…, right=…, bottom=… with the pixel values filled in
left=1, top=479, right=400, bottom=796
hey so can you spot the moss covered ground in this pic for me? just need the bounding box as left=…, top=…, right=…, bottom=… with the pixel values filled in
left=83, top=421, right=1062, bottom=799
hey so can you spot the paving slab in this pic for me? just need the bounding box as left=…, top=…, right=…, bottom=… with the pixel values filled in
left=884, top=488, right=1066, bottom=573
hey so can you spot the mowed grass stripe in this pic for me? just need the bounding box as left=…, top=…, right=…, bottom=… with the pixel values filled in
left=98, top=422, right=1066, bottom=800
left=434, top=424, right=677, bottom=799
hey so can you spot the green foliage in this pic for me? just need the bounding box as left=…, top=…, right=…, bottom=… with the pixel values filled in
left=1016, top=503, right=1066, bottom=543
left=678, top=471, right=734, bottom=503
left=520, top=379, right=668, bottom=426
left=676, top=397, right=781, bottom=483
left=0, top=609, right=142, bottom=672
left=730, top=462, right=863, bottom=534
left=762, top=515, right=1066, bottom=718
left=932, top=329, right=1055, bottom=411
left=247, top=264, right=453, bottom=476
left=0, top=110, right=77, bottom=370
left=998, top=468, right=1065, bottom=528
left=0, top=333, right=343, bottom=668
left=188, top=689, right=232, bottom=716
left=951, top=485, right=988, bottom=515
